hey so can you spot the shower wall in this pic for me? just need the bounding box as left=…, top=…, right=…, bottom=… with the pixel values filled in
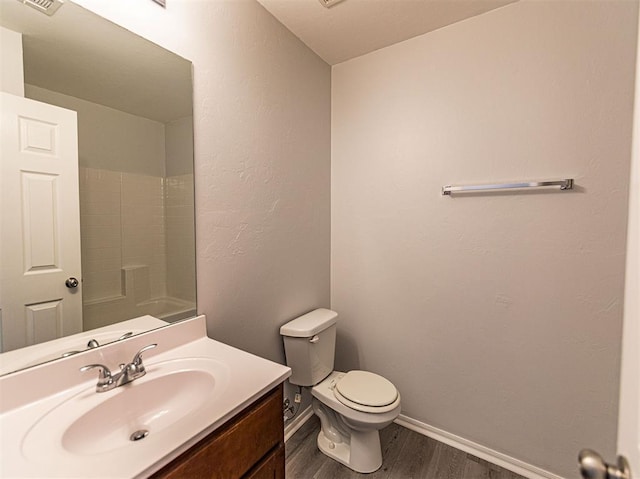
left=78, top=168, right=166, bottom=301
left=165, top=116, right=196, bottom=304
left=165, top=172, right=196, bottom=303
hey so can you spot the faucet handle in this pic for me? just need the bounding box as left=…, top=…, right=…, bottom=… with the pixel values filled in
left=125, top=343, right=157, bottom=381
left=80, top=363, right=112, bottom=379
left=132, top=343, right=157, bottom=367
left=61, top=350, right=81, bottom=358
left=80, top=363, right=115, bottom=392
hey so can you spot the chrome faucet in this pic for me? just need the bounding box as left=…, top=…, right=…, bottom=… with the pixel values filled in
left=87, top=331, right=134, bottom=349
left=80, top=343, right=157, bottom=393
left=62, top=332, right=135, bottom=358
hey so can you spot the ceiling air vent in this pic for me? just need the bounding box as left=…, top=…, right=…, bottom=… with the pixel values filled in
left=17, top=0, right=64, bottom=16
left=319, top=0, right=346, bottom=8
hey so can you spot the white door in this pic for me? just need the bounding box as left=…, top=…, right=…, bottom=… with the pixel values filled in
left=0, top=92, right=82, bottom=353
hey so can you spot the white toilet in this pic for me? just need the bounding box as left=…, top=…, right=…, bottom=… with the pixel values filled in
left=280, top=308, right=401, bottom=473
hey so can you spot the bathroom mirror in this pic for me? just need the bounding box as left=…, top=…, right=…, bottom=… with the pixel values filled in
left=0, top=0, right=196, bottom=374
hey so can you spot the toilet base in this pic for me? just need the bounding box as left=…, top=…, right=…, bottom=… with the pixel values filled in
left=313, top=396, right=383, bottom=473
left=316, top=428, right=383, bottom=473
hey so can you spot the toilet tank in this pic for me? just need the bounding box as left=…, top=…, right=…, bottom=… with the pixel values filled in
left=280, top=309, right=338, bottom=386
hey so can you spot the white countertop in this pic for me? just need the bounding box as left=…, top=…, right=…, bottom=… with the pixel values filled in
left=0, top=316, right=291, bottom=478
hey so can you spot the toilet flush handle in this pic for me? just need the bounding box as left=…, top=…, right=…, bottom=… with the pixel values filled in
left=309, top=335, right=320, bottom=343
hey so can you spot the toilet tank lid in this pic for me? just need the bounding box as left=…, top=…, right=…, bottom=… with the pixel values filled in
left=280, top=308, right=338, bottom=337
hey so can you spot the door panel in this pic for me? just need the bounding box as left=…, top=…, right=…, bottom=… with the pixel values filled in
left=0, top=92, right=82, bottom=352
left=25, top=300, right=63, bottom=345
left=21, top=172, right=60, bottom=272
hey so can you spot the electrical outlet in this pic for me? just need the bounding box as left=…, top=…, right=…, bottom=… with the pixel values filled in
left=283, top=398, right=291, bottom=411
left=294, top=393, right=302, bottom=403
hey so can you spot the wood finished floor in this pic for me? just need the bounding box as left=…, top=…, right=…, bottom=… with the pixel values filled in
left=285, top=416, right=526, bottom=479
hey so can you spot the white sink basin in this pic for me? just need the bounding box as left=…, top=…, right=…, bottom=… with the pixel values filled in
left=22, top=357, right=230, bottom=462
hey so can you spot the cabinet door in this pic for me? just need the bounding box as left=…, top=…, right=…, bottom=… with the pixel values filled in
left=244, top=444, right=285, bottom=479
left=152, top=385, right=284, bottom=479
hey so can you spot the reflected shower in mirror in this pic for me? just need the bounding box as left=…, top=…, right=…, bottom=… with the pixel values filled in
left=0, top=0, right=196, bottom=374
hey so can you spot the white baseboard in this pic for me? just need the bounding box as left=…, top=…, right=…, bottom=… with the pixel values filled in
left=394, top=415, right=566, bottom=479
left=284, top=405, right=314, bottom=442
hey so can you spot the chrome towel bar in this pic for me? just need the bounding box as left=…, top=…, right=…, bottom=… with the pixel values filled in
left=442, top=179, right=574, bottom=196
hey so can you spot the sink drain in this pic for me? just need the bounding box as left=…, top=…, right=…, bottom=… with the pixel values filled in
left=130, top=429, right=149, bottom=442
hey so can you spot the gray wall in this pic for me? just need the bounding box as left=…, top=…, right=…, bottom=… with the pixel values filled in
left=74, top=0, right=331, bottom=365
left=331, top=2, right=636, bottom=477
left=190, top=1, right=331, bottom=364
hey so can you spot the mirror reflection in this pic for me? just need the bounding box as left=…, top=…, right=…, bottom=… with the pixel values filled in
left=0, top=0, right=196, bottom=374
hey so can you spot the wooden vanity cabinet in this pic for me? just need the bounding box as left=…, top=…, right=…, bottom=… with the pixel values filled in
left=151, top=384, right=285, bottom=479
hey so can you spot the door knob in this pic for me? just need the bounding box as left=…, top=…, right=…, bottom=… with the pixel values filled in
left=65, top=277, right=79, bottom=288
left=579, top=449, right=631, bottom=479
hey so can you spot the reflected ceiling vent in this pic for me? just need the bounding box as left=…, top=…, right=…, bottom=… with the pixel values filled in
left=319, top=0, right=346, bottom=8
left=17, top=0, right=64, bottom=16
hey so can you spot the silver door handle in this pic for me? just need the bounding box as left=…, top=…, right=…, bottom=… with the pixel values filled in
left=65, top=277, right=79, bottom=288
left=579, top=449, right=631, bottom=479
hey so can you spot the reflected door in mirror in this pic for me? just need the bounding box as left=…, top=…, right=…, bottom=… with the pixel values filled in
left=0, top=92, right=82, bottom=352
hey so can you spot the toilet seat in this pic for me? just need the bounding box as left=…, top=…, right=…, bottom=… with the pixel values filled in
left=332, top=371, right=399, bottom=413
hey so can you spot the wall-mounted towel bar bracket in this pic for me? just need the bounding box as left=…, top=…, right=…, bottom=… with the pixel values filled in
left=442, top=179, right=574, bottom=196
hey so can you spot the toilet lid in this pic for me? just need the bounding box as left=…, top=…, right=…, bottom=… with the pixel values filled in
left=335, top=370, right=398, bottom=407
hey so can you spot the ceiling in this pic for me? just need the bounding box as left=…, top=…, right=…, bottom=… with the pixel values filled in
left=256, top=0, right=517, bottom=65
left=0, top=0, right=516, bottom=118
left=0, top=0, right=192, bottom=123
